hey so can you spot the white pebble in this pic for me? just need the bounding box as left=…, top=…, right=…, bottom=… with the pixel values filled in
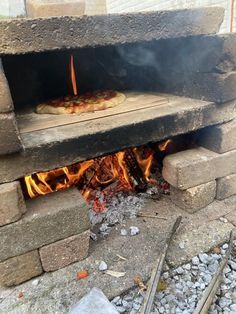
left=99, top=261, right=108, bottom=271
left=32, top=279, right=39, bottom=286
left=229, top=260, right=236, bottom=271
left=219, top=217, right=228, bottom=223
left=222, top=243, right=229, bottom=249
left=183, top=263, right=191, bottom=271
left=130, top=226, right=140, bottom=236
left=176, top=267, right=184, bottom=275
left=199, top=253, right=209, bottom=264
left=120, top=229, right=128, bottom=236
left=192, top=256, right=200, bottom=265
left=179, top=242, right=185, bottom=249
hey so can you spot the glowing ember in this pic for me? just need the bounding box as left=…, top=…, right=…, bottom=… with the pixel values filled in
left=70, top=55, right=78, bottom=96
left=158, top=139, right=172, bottom=152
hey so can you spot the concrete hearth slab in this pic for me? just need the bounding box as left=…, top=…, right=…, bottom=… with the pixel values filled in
left=0, top=95, right=235, bottom=184
left=0, top=7, right=224, bottom=55
left=0, top=194, right=235, bottom=313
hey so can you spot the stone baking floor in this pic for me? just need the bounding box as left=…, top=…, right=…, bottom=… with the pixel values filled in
left=0, top=194, right=236, bottom=314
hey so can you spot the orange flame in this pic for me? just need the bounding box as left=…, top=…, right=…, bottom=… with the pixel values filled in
left=158, top=139, right=172, bottom=152
left=24, top=147, right=154, bottom=201
left=70, top=55, right=78, bottom=96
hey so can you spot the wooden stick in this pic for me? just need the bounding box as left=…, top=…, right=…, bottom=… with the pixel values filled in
left=137, top=213, right=167, bottom=220
left=193, top=230, right=235, bottom=314
left=230, top=0, right=235, bottom=32
left=140, top=216, right=182, bottom=314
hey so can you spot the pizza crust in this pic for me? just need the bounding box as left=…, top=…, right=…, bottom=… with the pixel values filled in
left=36, top=91, right=126, bottom=115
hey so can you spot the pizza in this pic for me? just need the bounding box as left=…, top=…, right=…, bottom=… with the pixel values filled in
left=36, top=90, right=126, bottom=115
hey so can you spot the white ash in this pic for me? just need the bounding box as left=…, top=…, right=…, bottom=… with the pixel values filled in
left=89, top=191, right=148, bottom=230
left=112, top=241, right=236, bottom=313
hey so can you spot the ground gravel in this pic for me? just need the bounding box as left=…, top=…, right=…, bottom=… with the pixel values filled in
left=112, top=241, right=236, bottom=314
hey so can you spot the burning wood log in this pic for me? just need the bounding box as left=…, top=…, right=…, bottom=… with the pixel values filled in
left=193, top=230, right=235, bottom=314
left=124, top=148, right=148, bottom=191
left=140, top=216, right=182, bottom=314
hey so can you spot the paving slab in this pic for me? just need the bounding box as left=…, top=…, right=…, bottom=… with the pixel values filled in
left=0, top=7, right=224, bottom=55
left=0, top=96, right=235, bottom=184
left=0, top=194, right=235, bottom=313
left=198, top=118, right=236, bottom=153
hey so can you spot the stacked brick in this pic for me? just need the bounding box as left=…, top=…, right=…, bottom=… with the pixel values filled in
left=0, top=188, right=90, bottom=286
left=160, top=32, right=236, bottom=213
left=0, top=57, right=90, bottom=287
left=0, top=59, right=22, bottom=155
left=162, top=118, right=236, bottom=213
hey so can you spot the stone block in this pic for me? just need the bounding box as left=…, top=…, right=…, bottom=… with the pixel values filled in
left=198, top=119, right=236, bottom=153
left=0, top=181, right=26, bottom=227
left=39, top=230, right=90, bottom=272
left=0, top=188, right=89, bottom=262
left=162, top=147, right=236, bottom=190
left=0, top=7, right=224, bottom=55
left=155, top=33, right=236, bottom=74
left=0, top=250, right=42, bottom=287
left=0, top=59, right=13, bottom=113
left=216, top=174, right=236, bottom=200
left=0, top=112, right=22, bottom=155
left=161, top=71, right=236, bottom=103
left=26, top=0, right=85, bottom=18
left=170, top=181, right=216, bottom=213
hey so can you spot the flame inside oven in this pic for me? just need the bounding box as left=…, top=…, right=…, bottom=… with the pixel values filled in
left=24, top=139, right=173, bottom=209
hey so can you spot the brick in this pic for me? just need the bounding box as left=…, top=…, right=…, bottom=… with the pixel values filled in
left=26, top=0, right=85, bottom=18
left=0, top=59, right=13, bottom=113
left=161, top=71, right=236, bottom=103
left=198, top=119, right=236, bottom=153
left=154, top=33, right=236, bottom=74
left=0, top=7, right=224, bottom=55
left=162, top=147, right=236, bottom=190
left=0, top=181, right=26, bottom=227
left=0, top=188, right=89, bottom=262
left=170, top=181, right=216, bottom=213
left=0, top=250, right=42, bottom=287
left=0, top=112, right=22, bottom=155
left=39, top=230, right=90, bottom=272
left=216, top=174, right=236, bottom=200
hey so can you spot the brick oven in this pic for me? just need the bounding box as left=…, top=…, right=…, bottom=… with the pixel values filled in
left=0, top=7, right=236, bottom=286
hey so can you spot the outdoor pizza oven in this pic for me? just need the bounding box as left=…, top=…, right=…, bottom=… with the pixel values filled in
left=0, top=7, right=236, bottom=287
